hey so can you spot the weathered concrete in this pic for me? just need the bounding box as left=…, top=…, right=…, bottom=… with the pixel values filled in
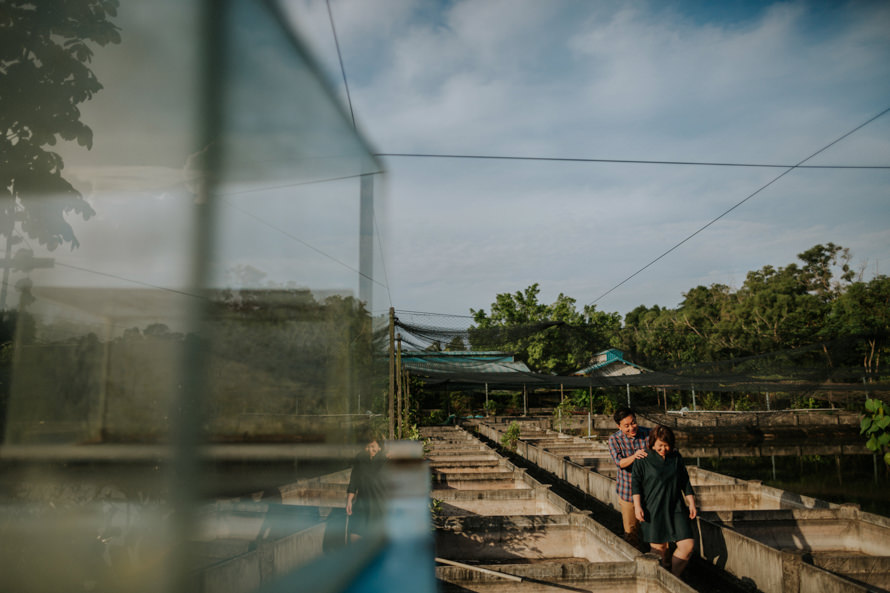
left=433, top=490, right=572, bottom=517
left=474, top=420, right=889, bottom=593
left=423, top=425, right=697, bottom=593
left=432, top=470, right=533, bottom=491
left=437, top=553, right=695, bottom=592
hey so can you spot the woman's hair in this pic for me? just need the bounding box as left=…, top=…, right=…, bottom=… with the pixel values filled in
left=648, top=424, right=676, bottom=450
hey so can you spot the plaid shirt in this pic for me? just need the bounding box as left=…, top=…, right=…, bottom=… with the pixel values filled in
left=608, top=426, right=651, bottom=502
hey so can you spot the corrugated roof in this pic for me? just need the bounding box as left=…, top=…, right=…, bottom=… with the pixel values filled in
left=401, top=351, right=531, bottom=374
left=572, top=349, right=648, bottom=376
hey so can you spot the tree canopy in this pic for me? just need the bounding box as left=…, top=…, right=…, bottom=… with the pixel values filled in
left=1, top=0, right=121, bottom=250
left=469, top=283, right=621, bottom=374
left=465, top=245, right=888, bottom=384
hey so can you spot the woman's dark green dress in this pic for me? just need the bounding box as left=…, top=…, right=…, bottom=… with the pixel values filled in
left=631, top=449, right=695, bottom=543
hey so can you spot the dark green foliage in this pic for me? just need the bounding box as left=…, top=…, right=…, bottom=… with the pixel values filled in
left=620, top=244, right=888, bottom=386
left=861, top=398, right=890, bottom=467
left=1, top=0, right=121, bottom=250
left=500, top=421, right=520, bottom=452
left=469, top=283, right=622, bottom=374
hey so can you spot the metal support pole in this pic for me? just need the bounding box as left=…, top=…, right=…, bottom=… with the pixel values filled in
left=523, top=384, right=527, bottom=416
left=692, top=384, right=696, bottom=411
left=359, top=174, right=374, bottom=307
left=766, top=392, right=770, bottom=411
left=626, top=384, right=630, bottom=406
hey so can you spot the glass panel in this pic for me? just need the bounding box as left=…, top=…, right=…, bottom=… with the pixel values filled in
left=0, top=1, right=418, bottom=592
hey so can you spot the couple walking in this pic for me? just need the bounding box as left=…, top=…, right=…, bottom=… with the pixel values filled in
left=608, top=406, right=697, bottom=577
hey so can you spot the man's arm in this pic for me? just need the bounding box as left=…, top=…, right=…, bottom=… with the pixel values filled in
left=609, top=435, right=647, bottom=468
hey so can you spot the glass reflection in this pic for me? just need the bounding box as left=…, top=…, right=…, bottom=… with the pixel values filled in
left=0, top=1, right=425, bottom=592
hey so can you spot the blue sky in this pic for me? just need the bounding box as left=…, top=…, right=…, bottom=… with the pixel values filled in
left=39, top=0, right=890, bottom=324
left=283, top=0, right=890, bottom=317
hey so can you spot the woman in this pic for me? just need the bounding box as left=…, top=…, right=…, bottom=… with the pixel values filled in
left=631, top=424, right=697, bottom=577
left=345, top=437, right=386, bottom=542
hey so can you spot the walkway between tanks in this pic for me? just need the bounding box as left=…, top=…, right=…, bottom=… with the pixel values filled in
left=472, top=418, right=890, bottom=593
left=423, top=425, right=700, bottom=593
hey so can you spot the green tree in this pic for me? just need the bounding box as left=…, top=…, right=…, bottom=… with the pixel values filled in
left=1, top=0, right=121, bottom=255
left=445, top=335, right=466, bottom=351
left=620, top=244, right=861, bottom=375
left=829, top=275, right=890, bottom=381
left=469, top=284, right=621, bottom=374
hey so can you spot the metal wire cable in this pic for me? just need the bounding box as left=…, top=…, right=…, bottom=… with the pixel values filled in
left=589, top=105, right=890, bottom=306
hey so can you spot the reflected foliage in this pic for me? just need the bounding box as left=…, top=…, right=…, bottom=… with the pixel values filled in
left=5, top=289, right=383, bottom=444
left=1, top=0, right=120, bottom=250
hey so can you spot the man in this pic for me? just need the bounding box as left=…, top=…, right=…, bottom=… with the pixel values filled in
left=608, top=406, right=650, bottom=548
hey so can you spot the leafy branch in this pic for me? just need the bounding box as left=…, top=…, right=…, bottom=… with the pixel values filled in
left=861, top=398, right=890, bottom=467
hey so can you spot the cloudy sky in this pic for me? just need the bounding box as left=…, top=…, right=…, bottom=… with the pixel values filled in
left=279, top=0, right=890, bottom=318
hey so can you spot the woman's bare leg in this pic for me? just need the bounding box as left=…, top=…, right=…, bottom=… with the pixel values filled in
left=672, top=538, right=694, bottom=576
left=649, top=542, right=669, bottom=567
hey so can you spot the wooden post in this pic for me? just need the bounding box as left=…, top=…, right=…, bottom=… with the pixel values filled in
left=405, top=371, right=411, bottom=427
left=523, top=384, right=527, bottom=416
left=388, top=307, right=395, bottom=439
left=485, top=383, right=489, bottom=416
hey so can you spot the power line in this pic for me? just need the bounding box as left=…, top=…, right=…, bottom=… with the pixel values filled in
left=589, top=106, right=890, bottom=307
left=220, top=196, right=389, bottom=292
left=375, top=152, right=890, bottom=169
left=219, top=171, right=384, bottom=197
left=326, top=3, right=395, bottom=314
left=55, top=262, right=208, bottom=301
left=326, top=0, right=355, bottom=128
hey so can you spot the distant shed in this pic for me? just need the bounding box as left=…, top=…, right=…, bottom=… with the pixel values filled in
left=572, top=348, right=648, bottom=377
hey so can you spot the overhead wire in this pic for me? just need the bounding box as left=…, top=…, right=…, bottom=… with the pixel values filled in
left=326, top=0, right=356, bottom=129
left=588, top=105, right=890, bottom=307
left=375, top=152, right=890, bottom=169
left=326, top=0, right=394, bottom=313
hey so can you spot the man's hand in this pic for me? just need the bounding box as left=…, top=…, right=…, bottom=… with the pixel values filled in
left=632, top=449, right=648, bottom=460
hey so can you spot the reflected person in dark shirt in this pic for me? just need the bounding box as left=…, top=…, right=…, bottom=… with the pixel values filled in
left=346, top=437, right=386, bottom=542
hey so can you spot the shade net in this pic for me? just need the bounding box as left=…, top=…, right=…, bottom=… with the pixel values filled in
left=392, top=310, right=890, bottom=396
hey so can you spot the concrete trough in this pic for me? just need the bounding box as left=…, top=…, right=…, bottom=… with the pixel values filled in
left=432, top=470, right=532, bottom=491
left=705, top=507, right=890, bottom=556
left=437, top=556, right=696, bottom=593
left=475, top=420, right=890, bottom=593
left=696, top=508, right=890, bottom=593
left=436, top=513, right=634, bottom=564
left=432, top=487, right=575, bottom=517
